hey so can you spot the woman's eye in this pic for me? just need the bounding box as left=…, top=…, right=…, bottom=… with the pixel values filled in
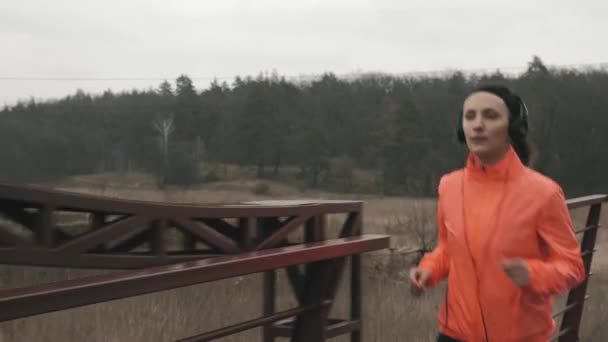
left=484, top=110, right=499, bottom=119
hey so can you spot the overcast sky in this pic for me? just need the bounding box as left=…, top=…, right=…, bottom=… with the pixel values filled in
left=1, top=0, right=607, bottom=106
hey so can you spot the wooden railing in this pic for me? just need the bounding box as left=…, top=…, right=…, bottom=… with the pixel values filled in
left=0, top=183, right=390, bottom=341
left=551, top=194, right=607, bottom=342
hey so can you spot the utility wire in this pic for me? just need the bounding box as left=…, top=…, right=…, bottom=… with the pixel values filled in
left=1, top=61, right=608, bottom=82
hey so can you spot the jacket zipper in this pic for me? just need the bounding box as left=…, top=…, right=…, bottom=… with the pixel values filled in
left=479, top=167, right=489, bottom=341
left=478, top=182, right=490, bottom=342
left=461, top=173, right=491, bottom=341
left=478, top=286, right=489, bottom=342
left=470, top=253, right=489, bottom=341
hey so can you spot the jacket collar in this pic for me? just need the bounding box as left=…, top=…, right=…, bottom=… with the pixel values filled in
left=465, top=145, right=525, bottom=182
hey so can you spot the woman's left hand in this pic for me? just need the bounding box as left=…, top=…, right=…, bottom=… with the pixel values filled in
left=502, top=258, right=530, bottom=287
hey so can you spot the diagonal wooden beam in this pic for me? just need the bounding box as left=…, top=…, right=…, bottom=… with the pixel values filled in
left=255, top=215, right=312, bottom=251
left=285, top=266, right=305, bottom=304
left=0, top=204, right=72, bottom=246
left=54, top=216, right=149, bottom=254
left=0, top=205, right=36, bottom=228
left=0, top=226, right=31, bottom=247
left=324, top=257, right=348, bottom=311
left=2, top=209, right=72, bottom=246
left=291, top=254, right=350, bottom=341
left=89, top=213, right=108, bottom=253
left=257, top=217, right=282, bottom=241
left=198, top=218, right=239, bottom=241
left=174, top=218, right=241, bottom=254
left=51, top=229, right=73, bottom=245
left=339, top=212, right=360, bottom=238
left=104, top=217, right=154, bottom=252
left=106, top=229, right=153, bottom=253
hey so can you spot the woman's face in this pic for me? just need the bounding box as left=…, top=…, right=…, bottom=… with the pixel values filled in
left=462, top=91, right=511, bottom=163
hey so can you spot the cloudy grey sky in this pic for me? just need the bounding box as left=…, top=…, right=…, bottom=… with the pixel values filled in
left=1, top=0, right=607, bottom=106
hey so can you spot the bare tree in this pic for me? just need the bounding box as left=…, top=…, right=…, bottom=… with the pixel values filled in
left=153, top=114, right=175, bottom=186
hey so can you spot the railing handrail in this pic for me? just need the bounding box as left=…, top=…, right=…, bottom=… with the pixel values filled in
left=0, top=182, right=362, bottom=216
left=0, top=234, right=389, bottom=323
left=566, top=194, right=608, bottom=209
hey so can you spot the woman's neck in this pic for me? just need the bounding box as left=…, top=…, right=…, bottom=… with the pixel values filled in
left=473, top=145, right=510, bottom=167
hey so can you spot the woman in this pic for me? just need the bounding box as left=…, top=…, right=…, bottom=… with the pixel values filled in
left=409, top=85, right=585, bottom=342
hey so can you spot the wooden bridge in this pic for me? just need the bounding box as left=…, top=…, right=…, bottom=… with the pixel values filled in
left=0, top=182, right=605, bottom=341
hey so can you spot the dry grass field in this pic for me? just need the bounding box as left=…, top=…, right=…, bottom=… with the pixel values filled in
left=1, top=173, right=607, bottom=341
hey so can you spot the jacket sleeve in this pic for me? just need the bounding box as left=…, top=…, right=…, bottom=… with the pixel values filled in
left=524, top=185, right=586, bottom=296
left=418, top=179, right=450, bottom=288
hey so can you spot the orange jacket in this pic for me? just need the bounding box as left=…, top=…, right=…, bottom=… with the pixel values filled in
left=419, top=146, right=586, bottom=341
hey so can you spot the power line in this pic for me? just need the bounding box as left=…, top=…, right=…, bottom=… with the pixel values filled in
left=1, top=61, right=607, bottom=82
left=0, top=76, right=236, bottom=81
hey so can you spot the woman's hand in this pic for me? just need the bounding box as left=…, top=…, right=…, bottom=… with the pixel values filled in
left=409, top=267, right=432, bottom=296
left=502, top=258, right=530, bottom=287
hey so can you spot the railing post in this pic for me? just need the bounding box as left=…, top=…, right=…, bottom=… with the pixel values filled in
left=351, top=210, right=363, bottom=342
left=238, top=217, right=255, bottom=251
left=305, top=214, right=325, bottom=242
left=36, top=205, right=55, bottom=247
left=263, top=270, right=276, bottom=342
left=559, top=203, right=603, bottom=342
left=291, top=259, right=334, bottom=342
left=90, top=212, right=106, bottom=252
left=259, top=217, right=277, bottom=342
left=151, top=219, right=167, bottom=256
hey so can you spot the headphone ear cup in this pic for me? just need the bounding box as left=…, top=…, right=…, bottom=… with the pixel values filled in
left=509, top=119, right=528, bottom=138
left=511, top=95, right=529, bottom=136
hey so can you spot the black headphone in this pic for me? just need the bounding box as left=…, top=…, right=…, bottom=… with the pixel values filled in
left=456, top=87, right=529, bottom=144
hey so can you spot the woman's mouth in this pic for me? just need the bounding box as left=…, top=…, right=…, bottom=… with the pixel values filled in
left=471, top=136, right=488, bottom=143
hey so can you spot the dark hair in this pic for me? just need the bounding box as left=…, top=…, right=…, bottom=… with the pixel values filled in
left=457, top=84, right=532, bottom=166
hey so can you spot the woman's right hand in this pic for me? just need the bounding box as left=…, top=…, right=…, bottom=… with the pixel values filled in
left=409, top=267, right=432, bottom=296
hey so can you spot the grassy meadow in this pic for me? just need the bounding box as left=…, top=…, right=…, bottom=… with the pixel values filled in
left=1, top=171, right=607, bottom=342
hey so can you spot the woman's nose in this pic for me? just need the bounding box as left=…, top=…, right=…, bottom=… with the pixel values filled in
left=472, top=117, right=484, bottom=130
